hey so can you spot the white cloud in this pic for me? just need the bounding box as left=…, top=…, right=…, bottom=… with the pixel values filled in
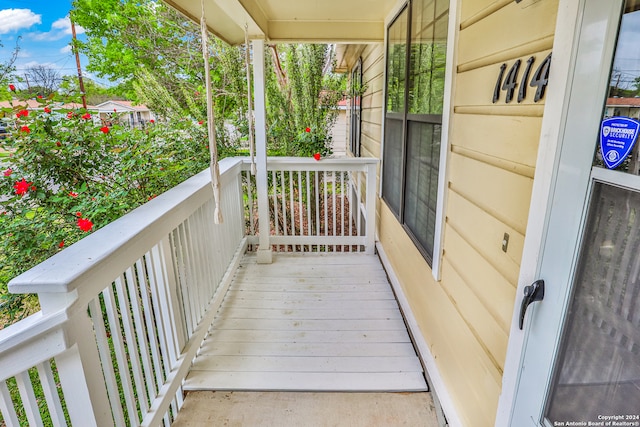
left=0, top=9, right=41, bottom=34
left=60, top=45, right=72, bottom=54
left=21, top=61, right=61, bottom=70
left=30, top=16, right=85, bottom=41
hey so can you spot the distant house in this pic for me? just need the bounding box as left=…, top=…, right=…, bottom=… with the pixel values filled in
left=0, top=99, right=94, bottom=114
left=605, top=97, right=640, bottom=119
left=95, top=100, right=156, bottom=129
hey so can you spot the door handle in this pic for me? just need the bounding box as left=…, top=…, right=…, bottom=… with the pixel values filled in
left=519, top=280, right=545, bottom=330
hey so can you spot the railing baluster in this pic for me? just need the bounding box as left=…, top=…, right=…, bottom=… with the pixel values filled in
left=188, top=218, right=204, bottom=321
left=315, top=171, right=320, bottom=252
left=15, top=371, right=44, bottom=427
left=117, top=271, right=149, bottom=416
left=280, top=170, right=288, bottom=252
left=306, top=171, right=311, bottom=252
left=246, top=171, right=255, bottom=238
left=298, top=171, right=304, bottom=252
left=201, top=202, right=215, bottom=297
left=175, top=225, right=197, bottom=333
left=103, top=282, right=138, bottom=426
left=89, top=297, right=126, bottom=426
left=140, top=253, right=164, bottom=394
left=323, top=170, right=328, bottom=252
left=289, top=170, right=296, bottom=252
left=272, top=170, right=279, bottom=246
left=132, top=259, right=159, bottom=406
left=341, top=171, right=345, bottom=252
left=36, top=361, right=67, bottom=427
left=332, top=171, right=337, bottom=252
left=153, top=240, right=181, bottom=368
left=0, top=380, right=20, bottom=426
left=357, top=170, right=362, bottom=252
left=148, top=242, right=179, bottom=423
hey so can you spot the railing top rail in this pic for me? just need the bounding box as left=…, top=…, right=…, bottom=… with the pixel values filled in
left=0, top=309, right=69, bottom=381
left=241, top=157, right=379, bottom=172
left=8, top=157, right=244, bottom=296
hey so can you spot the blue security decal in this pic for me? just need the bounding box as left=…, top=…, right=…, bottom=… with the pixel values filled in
left=600, top=117, right=640, bottom=169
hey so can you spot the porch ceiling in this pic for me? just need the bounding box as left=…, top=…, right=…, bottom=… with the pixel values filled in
left=163, top=0, right=397, bottom=45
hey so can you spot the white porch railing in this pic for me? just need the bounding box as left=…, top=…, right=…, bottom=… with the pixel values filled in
left=243, top=157, right=378, bottom=253
left=0, top=156, right=378, bottom=426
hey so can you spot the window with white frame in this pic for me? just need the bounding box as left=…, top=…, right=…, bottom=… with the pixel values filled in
left=382, top=0, right=448, bottom=264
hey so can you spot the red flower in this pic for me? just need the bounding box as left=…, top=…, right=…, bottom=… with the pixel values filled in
left=99, top=126, right=109, bottom=134
left=44, top=107, right=51, bottom=113
left=67, top=112, right=74, bottom=119
left=313, top=153, right=321, bottom=161
left=69, top=191, right=78, bottom=198
left=13, top=178, right=31, bottom=196
left=3, top=168, right=12, bottom=177
left=305, top=127, right=311, bottom=133
left=37, top=95, right=43, bottom=99
left=59, top=241, right=65, bottom=248
left=30, top=185, right=36, bottom=191
left=77, top=217, right=93, bottom=232
left=9, top=84, right=15, bottom=91
left=113, top=108, right=117, bottom=112
left=16, top=109, right=28, bottom=118
left=56, top=141, right=61, bottom=147
left=198, top=120, right=203, bottom=125
left=81, top=113, right=91, bottom=120
left=20, top=126, right=30, bottom=133
left=150, top=119, right=155, bottom=123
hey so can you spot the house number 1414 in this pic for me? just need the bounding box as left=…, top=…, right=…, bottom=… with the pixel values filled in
left=492, top=53, right=552, bottom=104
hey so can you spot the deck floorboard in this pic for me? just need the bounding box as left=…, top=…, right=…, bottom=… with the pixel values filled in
left=184, top=253, right=427, bottom=392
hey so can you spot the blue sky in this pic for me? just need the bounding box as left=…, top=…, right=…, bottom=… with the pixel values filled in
left=0, top=0, right=111, bottom=87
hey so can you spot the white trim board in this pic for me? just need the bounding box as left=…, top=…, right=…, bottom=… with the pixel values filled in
left=376, top=242, right=462, bottom=427
left=495, top=0, right=586, bottom=424
left=431, top=0, right=459, bottom=282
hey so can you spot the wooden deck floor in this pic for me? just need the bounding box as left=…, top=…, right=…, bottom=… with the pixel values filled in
left=184, top=252, right=427, bottom=392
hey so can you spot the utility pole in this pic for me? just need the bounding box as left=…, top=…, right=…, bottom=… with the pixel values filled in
left=70, top=17, right=87, bottom=109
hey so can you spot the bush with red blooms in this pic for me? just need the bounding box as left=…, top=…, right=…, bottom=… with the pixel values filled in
left=0, top=90, right=218, bottom=322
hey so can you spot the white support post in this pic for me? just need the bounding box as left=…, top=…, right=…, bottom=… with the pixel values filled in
left=365, top=163, right=377, bottom=254
left=252, top=39, right=272, bottom=264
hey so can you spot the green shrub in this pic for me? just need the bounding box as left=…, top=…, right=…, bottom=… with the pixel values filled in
left=0, top=94, right=232, bottom=324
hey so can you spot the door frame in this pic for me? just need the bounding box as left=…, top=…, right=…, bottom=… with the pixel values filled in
left=496, top=0, right=625, bottom=425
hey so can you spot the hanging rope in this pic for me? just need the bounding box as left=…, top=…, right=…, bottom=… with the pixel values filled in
left=200, top=0, right=223, bottom=224
left=244, top=24, right=257, bottom=176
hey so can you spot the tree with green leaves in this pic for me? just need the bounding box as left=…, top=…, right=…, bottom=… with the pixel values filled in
left=0, top=38, right=20, bottom=101
left=266, top=44, right=345, bottom=156
left=71, top=0, right=247, bottom=142
left=58, top=76, right=122, bottom=105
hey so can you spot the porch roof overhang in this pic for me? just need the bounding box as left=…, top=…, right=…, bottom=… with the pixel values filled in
left=163, top=0, right=396, bottom=45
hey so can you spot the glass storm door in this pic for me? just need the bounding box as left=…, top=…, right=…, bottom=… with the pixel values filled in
left=511, top=0, right=640, bottom=425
